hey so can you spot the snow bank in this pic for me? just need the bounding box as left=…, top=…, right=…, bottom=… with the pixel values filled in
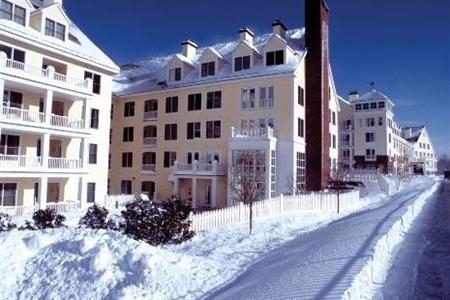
left=343, top=179, right=440, bottom=299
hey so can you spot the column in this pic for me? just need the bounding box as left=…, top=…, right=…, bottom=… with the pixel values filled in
left=211, top=177, right=218, bottom=208
left=79, top=176, right=88, bottom=209
left=81, top=137, right=89, bottom=168
left=41, top=133, right=50, bottom=168
left=173, top=177, right=180, bottom=196
left=82, top=97, right=91, bottom=130
left=38, top=176, right=48, bottom=210
left=192, top=177, right=197, bottom=209
left=44, top=89, right=53, bottom=124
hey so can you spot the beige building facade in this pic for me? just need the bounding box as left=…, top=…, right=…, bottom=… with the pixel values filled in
left=110, top=21, right=339, bottom=209
left=0, top=0, right=119, bottom=213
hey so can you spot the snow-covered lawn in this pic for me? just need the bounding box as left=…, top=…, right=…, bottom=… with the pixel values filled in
left=0, top=176, right=427, bottom=299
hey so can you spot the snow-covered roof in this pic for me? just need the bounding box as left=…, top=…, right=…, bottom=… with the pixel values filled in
left=0, top=6, right=119, bottom=74
left=357, top=89, right=390, bottom=102
left=114, top=28, right=306, bottom=97
left=402, top=126, right=425, bottom=143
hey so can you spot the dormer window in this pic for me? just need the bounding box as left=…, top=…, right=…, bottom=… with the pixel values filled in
left=201, top=62, right=215, bottom=77
left=45, top=18, right=66, bottom=41
left=266, top=50, right=284, bottom=66
left=0, top=0, right=26, bottom=26
left=235, top=56, right=250, bottom=72
left=169, top=67, right=181, bottom=82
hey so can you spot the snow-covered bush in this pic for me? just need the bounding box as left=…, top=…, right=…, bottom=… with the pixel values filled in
left=0, top=213, right=16, bottom=232
left=122, top=196, right=194, bottom=246
left=18, top=220, right=36, bottom=231
left=79, top=204, right=110, bottom=229
left=32, top=208, right=66, bottom=229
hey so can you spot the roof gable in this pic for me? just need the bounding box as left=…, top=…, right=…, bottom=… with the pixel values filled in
left=31, top=3, right=70, bottom=24
left=198, top=47, right=226, bottom=63
left=232, top=40, right=261, bottom=57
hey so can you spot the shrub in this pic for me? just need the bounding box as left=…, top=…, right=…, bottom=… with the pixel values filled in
left=121, top=196, right=194, bottom=246
left=0, top=213, right=16, bottom=232
left=79, top=204, right=110, bottom=229
left=18, top=220, right=36, bottom=231
left=32, top=208, right=66, bottom=229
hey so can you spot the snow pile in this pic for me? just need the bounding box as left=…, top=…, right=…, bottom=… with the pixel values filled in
left=343, top=178, right=440, bottom=299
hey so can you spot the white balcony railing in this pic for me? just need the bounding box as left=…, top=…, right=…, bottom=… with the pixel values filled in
left=0, top=155, right=42, bottom=169
left=46, top=201, right=81, bottom=213
left=2, top=58, right=91, bottom=91
left=50, top=114, right=85, bottom=130
left=142, top=164, right=156, bottom=173
left=1, top=106, right=45, bottom=124
left=366, top=155, right=376, bottom=161
left=143, top=137, right=157, bottom=146
left=48, top=157, right=82, bottom=169
left=143, top=111, right=158, bottom=120
left=172, top=160, right=226, bottom=176
left=339, top=124, right=354, bottom=131
left=230, top=126, right=274, bottom=139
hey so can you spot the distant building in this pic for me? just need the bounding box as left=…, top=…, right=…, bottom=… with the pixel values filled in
left=0, top=0, right=119, bottom=213
left=402, top=126, right=437, bottom=174
left=110, top=1, right=339, bottom=209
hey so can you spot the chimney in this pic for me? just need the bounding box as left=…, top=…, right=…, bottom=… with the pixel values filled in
left=272, top=19, right=287, bottom=38
left=239, top=27, right=254, bottom=44
left=305, top=0, right=331, bottom=191
left=43, top=0, right=63, bottom=6
left=181, top=40, right=198, bottom=60
left=348, top=90, right=359, bottom=101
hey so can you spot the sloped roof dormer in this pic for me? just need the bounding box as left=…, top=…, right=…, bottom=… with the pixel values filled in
left=197, top=47, right=227, bottom=77
left=263, top=33, right=296, bottom=65
left=166, top=54, right=195, bottom=83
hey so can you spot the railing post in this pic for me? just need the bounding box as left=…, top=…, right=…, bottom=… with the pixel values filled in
left=230, top=126, right=235, bottom=138
left=44, top=89, right=53, bottom=124
left=41, top=133, right=50, bottom=169
left=280, top=193, right=284, bottom=213
left=212, top=159, right=218, bottom=174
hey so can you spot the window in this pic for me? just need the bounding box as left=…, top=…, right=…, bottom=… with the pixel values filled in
left=0, top=183, right=17, bottom=206
left=84, top=71, right=101, bottom=94
left=298, top=118, right=304, bottom=138
left=87, top=183, right=95, bottom=203
left=187, top=122, right=201, bottom=139
left=389, top=133, right=391, bottom=143
left=1, top=1, right=25, bottom=26
left=123, top=127, right=134, bottom=142
left=169, top=67, right=181, bottom=82
left=122, top=152, right=133, bottom=167
left=234, top=56, right=250, bottom=71
left=201, top=61, right=215, bottom=77
left=260, top=86, right=274, bottom=108
left=120, top=180, right=132, bottom=194
left=206, top=120, right=221, bottom=138
left=163, top=151, right=176, bottom=168
left=3, top=90, right=23, bottom=108
left=363, top=103, right=369, bottom=110
left=266, top=50, right=284, bottom=66
left=45, top=18, right=65, bottom=41
left=1, top=134, right=19, bottom=155
left=332, top=134, right=336, bottom=149
left=370, top=102, right=377, bottom=109
left=90, top=108, right=99, bottom=129
left=108, top=153, right=111, bottom=169
left=296, top=152, right=306, bottom=192
left=110, top=104, right=114, bottom=120
left=332, top=111, right=336, bottom=125
left=89, top=144, right=97, bottom=164
left=366, top=118, right=375, bottom=127
left=109, top=129, right=112, bottom=144
left=355, top=104, right=362, bottom=111
left=378, top=117, right=383, bottom=126
left=207, top=91, right=222, bottom=109
left=165, top=96, right=178, bottom=113
left=187, top=151, right=200, bottom=164
left=378, top=101, right=385, bottom=109
left=188, top=93, right=202, bottom=111
left=124, top=102, right=135, bottom=117
left=366, top=132, right=375, bottom=142
left=164, top=124, right=177, bottom=140
left=298, top=86, right=304, bottom=106
left=366, top=149, right=376, bottom=160
left=241, top=88, right=256, bottom=109
left=0, top=44, right=25, bottom=63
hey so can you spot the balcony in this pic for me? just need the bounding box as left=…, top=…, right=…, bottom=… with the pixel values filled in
left=143, top=111, right=158, bottom=121
left=1, top=106, right=45, bottom=124
left=230, top=127, right=275, bottom=139
left=339, top=141, right=353, bottom=147
left=143, top=137, right=157, bottom=147
left=0, top=57, right=91, bottom=94
left=339, top=124, right=354, bottom=132
left=0, top=155, right=82, bottom=171
left=50, top=114, right=85, bottom=130
left=172, top=160, right=226, bottom=176
left=142, top=164, right=156, bottom=174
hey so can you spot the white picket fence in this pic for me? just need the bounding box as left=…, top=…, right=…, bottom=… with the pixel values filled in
left=190, top=190, right=360, bottom=231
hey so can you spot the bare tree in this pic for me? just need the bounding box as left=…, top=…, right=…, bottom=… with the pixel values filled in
left=390, top=157, right=411, bottom=191
left=330, top=163, right=349, bottom=213
left=228, top=150, right=266, bottom=235
left=285, top=175, right=305, bottom=196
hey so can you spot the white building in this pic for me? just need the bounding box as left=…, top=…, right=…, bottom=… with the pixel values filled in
left=0, top=0, right=119, bottom=214
left=402, top=126, right=437, bottom=174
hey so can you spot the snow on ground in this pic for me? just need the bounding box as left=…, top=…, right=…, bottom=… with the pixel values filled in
left=0, top=176, right=427, bottom=300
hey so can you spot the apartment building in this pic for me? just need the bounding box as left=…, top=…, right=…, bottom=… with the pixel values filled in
left=110, top=1, right=339, bottom=209
left=338, top=89, right=414, bottom=172
left=0, top=0, right=119, bottom=213
left=402, top=126, right=437, bottom=174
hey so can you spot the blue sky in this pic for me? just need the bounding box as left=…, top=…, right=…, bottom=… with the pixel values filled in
left=65, top=0, right=450, bottom=156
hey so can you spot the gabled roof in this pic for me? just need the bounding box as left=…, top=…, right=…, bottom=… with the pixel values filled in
left=168, top=54, right=196, bottom=68
left=114, top=28, right=306, bottom=96
left=403, top=126, right=425, bottom=143
left=30, top=3, right=70, bottom=24
left=198, top=47, right=226, bottom=62
left=232, top=39, right=262, bottom=56
left=358, top=89, right=390, bottom=102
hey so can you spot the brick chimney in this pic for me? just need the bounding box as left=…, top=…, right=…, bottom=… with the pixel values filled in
left=181, top=40, right=198, bottom=60
left=239, top=27, right=254, bottom=44
left=305, top=0, right=330, bottom=191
